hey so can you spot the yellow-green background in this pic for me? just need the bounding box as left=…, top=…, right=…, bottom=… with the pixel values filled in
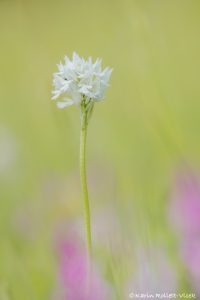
left=0, top=0, right=200, bottom=299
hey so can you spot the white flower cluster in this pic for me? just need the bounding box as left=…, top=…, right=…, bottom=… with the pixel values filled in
left=52, top=52, right=112, bottom=109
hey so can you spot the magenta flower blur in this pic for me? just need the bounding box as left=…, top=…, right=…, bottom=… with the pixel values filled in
left=181, top=237, right=200, bottom=294
left=170, top=169, right=200, bottom=235
left=56, top=236, right=111, bottom=300
left=169, top=168, right=200, bottom=295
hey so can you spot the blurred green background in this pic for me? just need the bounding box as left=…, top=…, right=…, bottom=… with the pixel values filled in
left=1, top=0, right=200, bottom=299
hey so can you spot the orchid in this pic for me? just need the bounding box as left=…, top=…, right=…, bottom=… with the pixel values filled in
left=51, top=52, right=113, bottom=261
left=52, top=52, right=112, bottom=110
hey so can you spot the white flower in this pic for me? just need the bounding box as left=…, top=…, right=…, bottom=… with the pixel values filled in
left=52, top=52, right=112, bottom=109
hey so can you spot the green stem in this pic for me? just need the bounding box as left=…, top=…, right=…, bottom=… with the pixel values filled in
left=80, top=111, right=92, bottom=258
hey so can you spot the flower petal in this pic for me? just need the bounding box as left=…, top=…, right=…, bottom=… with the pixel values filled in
left=57, top=100, right=74, bottom=109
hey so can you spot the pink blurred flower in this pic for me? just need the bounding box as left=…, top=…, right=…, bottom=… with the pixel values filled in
left=55, top=235, right=112, bottom=300
left=181, top=237, right=200, bottom=292
left=170, top=169, right=200, bottom=235
left=169, top=168, right=200, bottom=295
